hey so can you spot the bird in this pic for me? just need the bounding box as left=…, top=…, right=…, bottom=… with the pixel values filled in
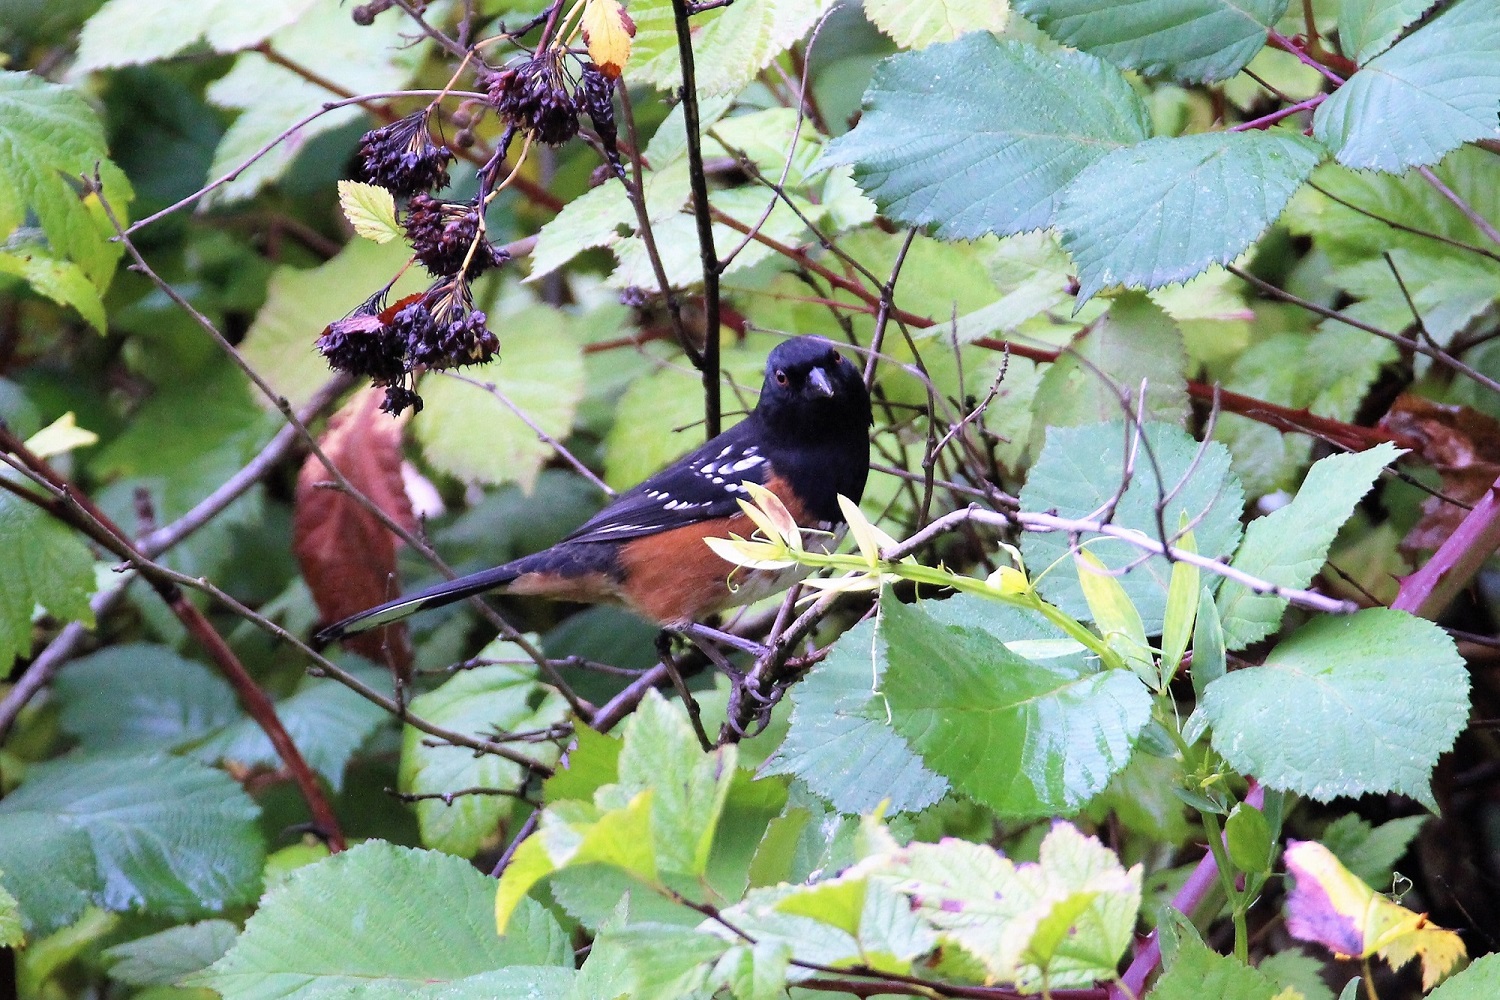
left=316, top=336, right=872, bottom=644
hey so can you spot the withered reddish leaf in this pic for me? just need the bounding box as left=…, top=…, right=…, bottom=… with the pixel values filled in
left=295, top=387, right=417, bottom=675
left=1378, top=395, right=1500, bottom=552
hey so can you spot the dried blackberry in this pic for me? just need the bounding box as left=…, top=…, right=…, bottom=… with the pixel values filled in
left=380, top=384, right=423, bottom=415
left=399, top=283, right=499, bottom=369
left=404, top=194, right=508, bottom=278
left=356, top=109, right=454, bottom=197
left=487, top=53, right=579, bottom=146
left=575, top=62, right=618, bottom=150
left=315, top=293, right=406, bottom=381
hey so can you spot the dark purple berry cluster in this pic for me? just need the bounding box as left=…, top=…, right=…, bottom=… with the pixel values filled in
left=486, top=52, right=580, bottom=146
left=355, top=110, right=454, bottom=198
left=405, top=194, right=509, bottom=278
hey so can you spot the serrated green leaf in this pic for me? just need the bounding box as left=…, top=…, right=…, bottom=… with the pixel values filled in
left=54, top=644, right=240, bottom=753
left=1313, top=0, right=1500, bottom=171
left=1339, top=0, right=1433, bottom=63
left=1217, top=442, right=1403, bottom=650
left=1056, top=130, right=1323, bottom=302
left=1257, top=949, right=1336, bottom=1000
left=1151, top=929, right=1283, bottom=1000
left=0, top=489, right=97, bottom=672
left=1427, top=953, right=1500, bottom=999
left=0, top=756, right=262, bottom=934
left=575, top=921, right=728, bottom=998
left=399, top=657, right=566, bottom=857
left=544, top=723, right=622, bottom=805
left=820, top=35, right=1151, bottom=239
left=1017, top=0, right=1290, bottom=83
left=1020, top=421, right=1244, bottom=632
left=0, top=70, right=133, bottom=289
left=864, top=0, right=1011, bottom=48
left=338, top=180, right=401, bottom=244
left=880, top=594, right=1152, bottom=817
left=415, top=306, right=586, bottom=489
left=626, top=0, right=836, bottom=94
left=1321, top=814, right=1426, bottom=890
left=104, top=920, right=239, bottom=987
left=0, top=248, right=107, bottom=331
left=1204, top=608, right=1469, bottom=809
left=761, top=617, right=949, bottom=815
left=75, top=0, right=318, bottom=69
left=199, top=841, right=568, bottom=999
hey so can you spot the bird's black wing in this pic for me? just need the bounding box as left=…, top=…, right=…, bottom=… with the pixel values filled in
left=562, top=419, right=773, bottom=545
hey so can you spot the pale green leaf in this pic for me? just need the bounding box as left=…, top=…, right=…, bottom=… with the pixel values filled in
left=1427, top=953, right=1500, bottom=1000
left=339, top=180, right=401, bottom=244
left=1056, top=130, right=1323, bottom=302
left=197, top=841, right=569, bottom=999
left=0, top=248, right=106, bottom=331
left=1313, top=0, right=1500, bottom=171
left=820, top=35, right=1151, bottom=239
left=1217, top=442, right=1403, bottom=650
left=104, top=920, right=239, bottom=987
left=626, top=0, right=837, bottom=94
left=0, top=815, right=97, bottom=935
left=1020, top=422, right=1244, bottom=632
left=1151, top=930, right=1282, bottom=1000
left=415, top=306, right=586, bottom=489
left=575, top=922, right=727, bottom=998
left=410, top=967, right=575, bottom=1000
left=0, top=71, right=133, bottom=288
left=864, top=0, right=1011, bottom=48
left=1258, top=950, right=1336, bottom=1000
left=1204, top=608, right=1469, bottom=809
left=0, top=488, right=97, bottom=672
left=1320, top=814, right=1427, bottom=889
left=1339, top=0, right=1433, bottom=63
left=0, top=876, right=20, bottom=948
left=881, top=594, right=1152, bottom=817
left=1016, top=0, right=1290, bottom=82
left=25, top=412, right=98, bottom=459
left=75, top=0, right=318, bottom=69
left=399, top=656, right=566, bottom=857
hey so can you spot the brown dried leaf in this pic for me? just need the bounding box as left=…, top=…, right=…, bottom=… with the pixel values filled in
left=1378, top=394, right=1500, bottom=552
left=295, top=387, right=416, bottom=675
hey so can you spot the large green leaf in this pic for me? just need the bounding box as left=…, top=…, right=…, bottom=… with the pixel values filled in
left=1338, top=0, right=1434, bottom=64
left=880, top=594, right=1151, bottom=817
left=1152, top=930, right=1282, bottom=1000
left=762, top=617, right=949, bottom=815
left=820, top=35, right=1151, bottom=239
left=864, top=0, right=1011, bottom=48
left=1056, top=130, right=1323, bottom=302
left=0, top=246, right=106, bottom=331
left=104, top=920, right=240, bottom=987
left=1313, top=0, right=1500, bottom=171
left=626, top=0, right=837, bottom=94
left=1217, top=442, right=1403, bottom=649
left=0, top=70, right=133, bottom=289
left=398, top=655, right=567, bottom=857
left=54, top=644, right=241, bottom=753
left=1428, top=954, right=1500, bottom=999
left=415, top=305, right=586, bottom=489
left=0, top=488, right=96, bottom=672
left=1019, top=422, right=1244, bottom=632
left=1203, top=609, right=1469, bottom=809
left=195, top=841, right=570, bottom=999
left=75, top=0, right=318, bottom=69
left=0, top=756, right=263, bottom=934
left=1017, top=0, right=1289, bottom=83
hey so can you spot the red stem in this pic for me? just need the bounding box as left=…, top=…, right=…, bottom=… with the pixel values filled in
left=1392, top=472, right=1500, bottom=620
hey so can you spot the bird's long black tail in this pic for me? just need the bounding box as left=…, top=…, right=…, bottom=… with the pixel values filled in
left=315, top=563, right=521, bottom=643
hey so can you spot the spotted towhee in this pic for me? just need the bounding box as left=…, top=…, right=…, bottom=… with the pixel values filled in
left=316, top=336, right=872, bottom=643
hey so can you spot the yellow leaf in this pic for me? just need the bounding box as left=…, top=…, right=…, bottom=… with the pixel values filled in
left=581, top=0, right=635, bottom=77
left=704, top=535, right=797, bottom=570
left=337, top=180, right=401, bottom=244
left=987, top=565, right=1031, bottom=596
left=25, top=412, right=98, bottom=459
left=741, top=480, right=800, bottom=549
left=839, top=494, right=897, bottom=564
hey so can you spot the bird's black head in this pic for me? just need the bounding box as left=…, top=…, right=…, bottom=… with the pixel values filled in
left=755, top=337, right=871, bottom=440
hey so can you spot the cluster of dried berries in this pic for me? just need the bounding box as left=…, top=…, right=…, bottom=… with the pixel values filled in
left=355, top=109, right=453, bottom=198
left=404, top=194, right=509, bottom=278
left=574, top=62, right=618, bottom=151
left=317, top=283, right=499, bottom=415
left=485, top=52, right=579, bottom=146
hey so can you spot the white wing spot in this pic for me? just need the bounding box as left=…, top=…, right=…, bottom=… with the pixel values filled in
left=728, top=456, right=764, bottom=473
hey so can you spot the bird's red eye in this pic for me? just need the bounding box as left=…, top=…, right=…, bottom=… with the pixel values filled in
left=775, top=369, right=788, bottom=386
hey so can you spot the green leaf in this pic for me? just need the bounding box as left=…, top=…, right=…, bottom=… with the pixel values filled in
left=761, top=617, right=949, bottom=815
left=0, top=875, right=20, bottom=948
left=575, top=922, right=727, bottom=998
left=197, top=841, right=569, bottom=999
left=872, top=821, right=1140, bottom=988
left=0, top=815, right=97, bottom=934
left=1161, top=529, right=1200, bottom=676
left=626, top=0, right=836, bottom=94
left=880, top=594, right=1152, bottom=817
left=0, top=756, right=263, bottom=933
left=1428, top=953, right=1500, bottom=999
left=1150, top=930, right=1283, bottom=1000
left=1320, top=813, right=1427, bottom=889
left=415, top=306, right=586, bottom=489
left=104, top=920, right=239, bottom=987
left=1339, top=0, right=1434, bottom=63
left=1056, top=130, right=1323, bottom=302
left=1257, top=949, right=1336, bottom=1000
left=0, top=247, right=107, bottom=331
left=1203, top=608, right=1469, bottom=809
left=338, top=180, right=401, bottom=244
left=820, top=35, right=1151, bottom=239
left=1016, top=0, right=1290, bottom=83
left=54, top=644, right=240, bottom=754
left=409, top=967, right=576, bottom=1000
left=1313, top=0, right=1500, bottom=171
left=864, top=0, right=1011, bottom=48
left=1190, top=589, right=1226, bottom=698
left=1217, top=442, right=1403, bottom=650
left=0, top=488, right=97, bottom=672
left=1225, top=803, right=1273, bottom=874
left=544, top=723, right=622, bottom=805
left=1074, top=550, right=1154, bottom=682
left=1020, top=421, right=1244, bottom=632
left=0, top=70, right=133, bottom=289
left=75, top=0, right=319, bottom=69
left=399, top=656, right=566, bottom=857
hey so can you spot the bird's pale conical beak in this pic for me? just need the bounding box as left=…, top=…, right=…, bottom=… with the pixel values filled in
left=807, top=366, right=835, bottom=397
